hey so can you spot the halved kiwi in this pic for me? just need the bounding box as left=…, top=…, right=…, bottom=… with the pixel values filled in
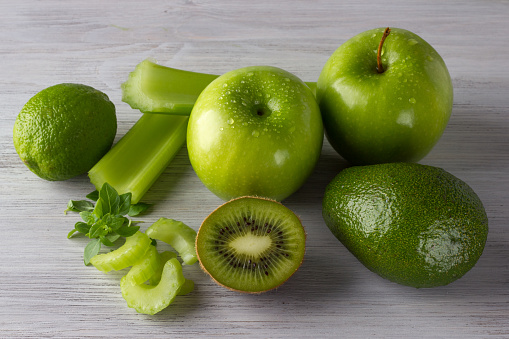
left=196, top=196, right=306, bottom=293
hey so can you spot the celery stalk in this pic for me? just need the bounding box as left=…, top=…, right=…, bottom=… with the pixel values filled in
left=88, top=114, right=188, bottom=204
left=121, top=59, right=219, bottom=115
left=122, top=59, right=317, bottom=115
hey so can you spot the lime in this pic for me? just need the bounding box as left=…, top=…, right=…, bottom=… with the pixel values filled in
left=13, top=83, right=117, bottom=181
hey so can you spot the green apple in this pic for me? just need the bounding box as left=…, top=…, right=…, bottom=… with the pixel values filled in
left=317, top=27, right=453, bottom=165
left=187, top=66, right=323, bottom=201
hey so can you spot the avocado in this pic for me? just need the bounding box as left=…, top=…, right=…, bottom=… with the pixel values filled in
left=322, top=162, right=488, bottom=288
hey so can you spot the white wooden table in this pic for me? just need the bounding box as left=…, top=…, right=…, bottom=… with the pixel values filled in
left=1, top=1, right=508, bottom=337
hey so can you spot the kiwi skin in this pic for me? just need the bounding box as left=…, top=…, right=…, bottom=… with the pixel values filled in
left=196, top=196, right=306, bottom=294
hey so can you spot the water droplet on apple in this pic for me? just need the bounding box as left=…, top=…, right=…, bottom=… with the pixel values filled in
left=427, top=55, right=434, bottom=61
left=408, top=39, right=418, bottom=46
left=223, top=83, right=228, bottom=87
left=252, top=130, right=260, bottom=137
left=227, top=118, right=235, bottom=124
left=247, top=72, right=254, bottom=77
left=219, top=127, right=224, bottom=131
left=409, top=98, right=416, bottom=104
left=284, top=77, right=290, bottom=82
left=241, top=101, right=247, bottom=106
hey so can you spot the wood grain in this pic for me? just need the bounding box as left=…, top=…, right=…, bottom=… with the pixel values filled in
left=1, top=0, right=508, bottom=337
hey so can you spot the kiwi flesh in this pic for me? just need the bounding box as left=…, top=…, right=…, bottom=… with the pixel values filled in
left=196, top=196, right=306, bottom=293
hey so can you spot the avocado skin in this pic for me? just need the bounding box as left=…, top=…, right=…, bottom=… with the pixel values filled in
left=322, top=162, right=488, bottom=288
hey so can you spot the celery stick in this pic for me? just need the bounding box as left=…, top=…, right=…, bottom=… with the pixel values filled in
left=122, top=59, right=317, bottom=116
left=88, top=113, right=188, bottom=204
left=122, top=59, right=218, bottom=115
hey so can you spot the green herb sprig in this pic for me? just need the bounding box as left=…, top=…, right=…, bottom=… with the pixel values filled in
left=66, top=183, right=151, bottom=265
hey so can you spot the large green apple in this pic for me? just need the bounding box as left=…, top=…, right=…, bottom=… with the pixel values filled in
left=187, top=66, right=323, bottom=201
left=317, top=27, right=453, bottom=165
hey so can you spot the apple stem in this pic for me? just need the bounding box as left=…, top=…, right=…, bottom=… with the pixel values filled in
left=377, top=27, right=391, bottom=73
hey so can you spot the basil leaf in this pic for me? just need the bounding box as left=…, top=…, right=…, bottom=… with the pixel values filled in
left=128, top=202, right=151, bottom=217
left=109, top=216, right=127, bottom=231
left=99, top=183, right=120, bottom=215
left=86, top=190, right=99, bottom=201
left=84, top=238, right=101, bottom=265
left=93, top=199, right=104, bottom=219
left=99, top=235, right=115, bottom=247
left=79, top=211, right=96, bottom=225
left=105, top=233, right=121, bottom=244
left=75, top=221, right=91, bottom=234
left=118, top=192, right=132, bottom=216
left=65, top=200, right=95, bottom=213
left=116, top=224, right=140, bottom=237
left=88, top=220, right=108, bottom=239
left=67, top=229, right=78, bottom=239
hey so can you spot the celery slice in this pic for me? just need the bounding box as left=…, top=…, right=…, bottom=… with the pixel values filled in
left=121, top=59, right=317, bottom=116
left=122, top=59, right=218, bottom=115
left=146, top=218, right=198, bottom=265
left=125, top=244, right=161, bottom=285
left=148, top=250, right=177, bottom=285
left=120, top=257, right=186, bottom=315
left=148, top=250, right=194, bottom=295
left=90, top=231, right=151, bottom=272
left=88, top=113, right=188, bottom=204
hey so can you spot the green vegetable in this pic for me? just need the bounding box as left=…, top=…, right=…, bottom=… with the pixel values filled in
left=66, top=182, right=150, bottom=265
left=120, top=257, right=186, bottom=315
left=147, top=251, right=194, bottom=295
left=146, top=218, right=198, bottom=265
left=125, top=244, right=161, bottom=285
left=122, top=59, right=218, bottom=115
left=90, top=231, right=151, bottom=272
left=148, top=251, right=178, bottom=285
left=122, top=59, right=317, bottom=116
left=88, top=113, right=188, bottom=204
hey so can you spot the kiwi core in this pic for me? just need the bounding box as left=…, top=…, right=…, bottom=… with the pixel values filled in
left=230, top=234, right=272, bottom=258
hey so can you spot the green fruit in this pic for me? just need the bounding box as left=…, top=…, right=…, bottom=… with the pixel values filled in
left=196, top=196, right=306, bottom=293
left=322, top=163, right=488, bottom=288
left=316, top=27, right=453, bottom=165
left=187, top=66, right=323, bottom=201
left=13, top=83, right=117, bottom=181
